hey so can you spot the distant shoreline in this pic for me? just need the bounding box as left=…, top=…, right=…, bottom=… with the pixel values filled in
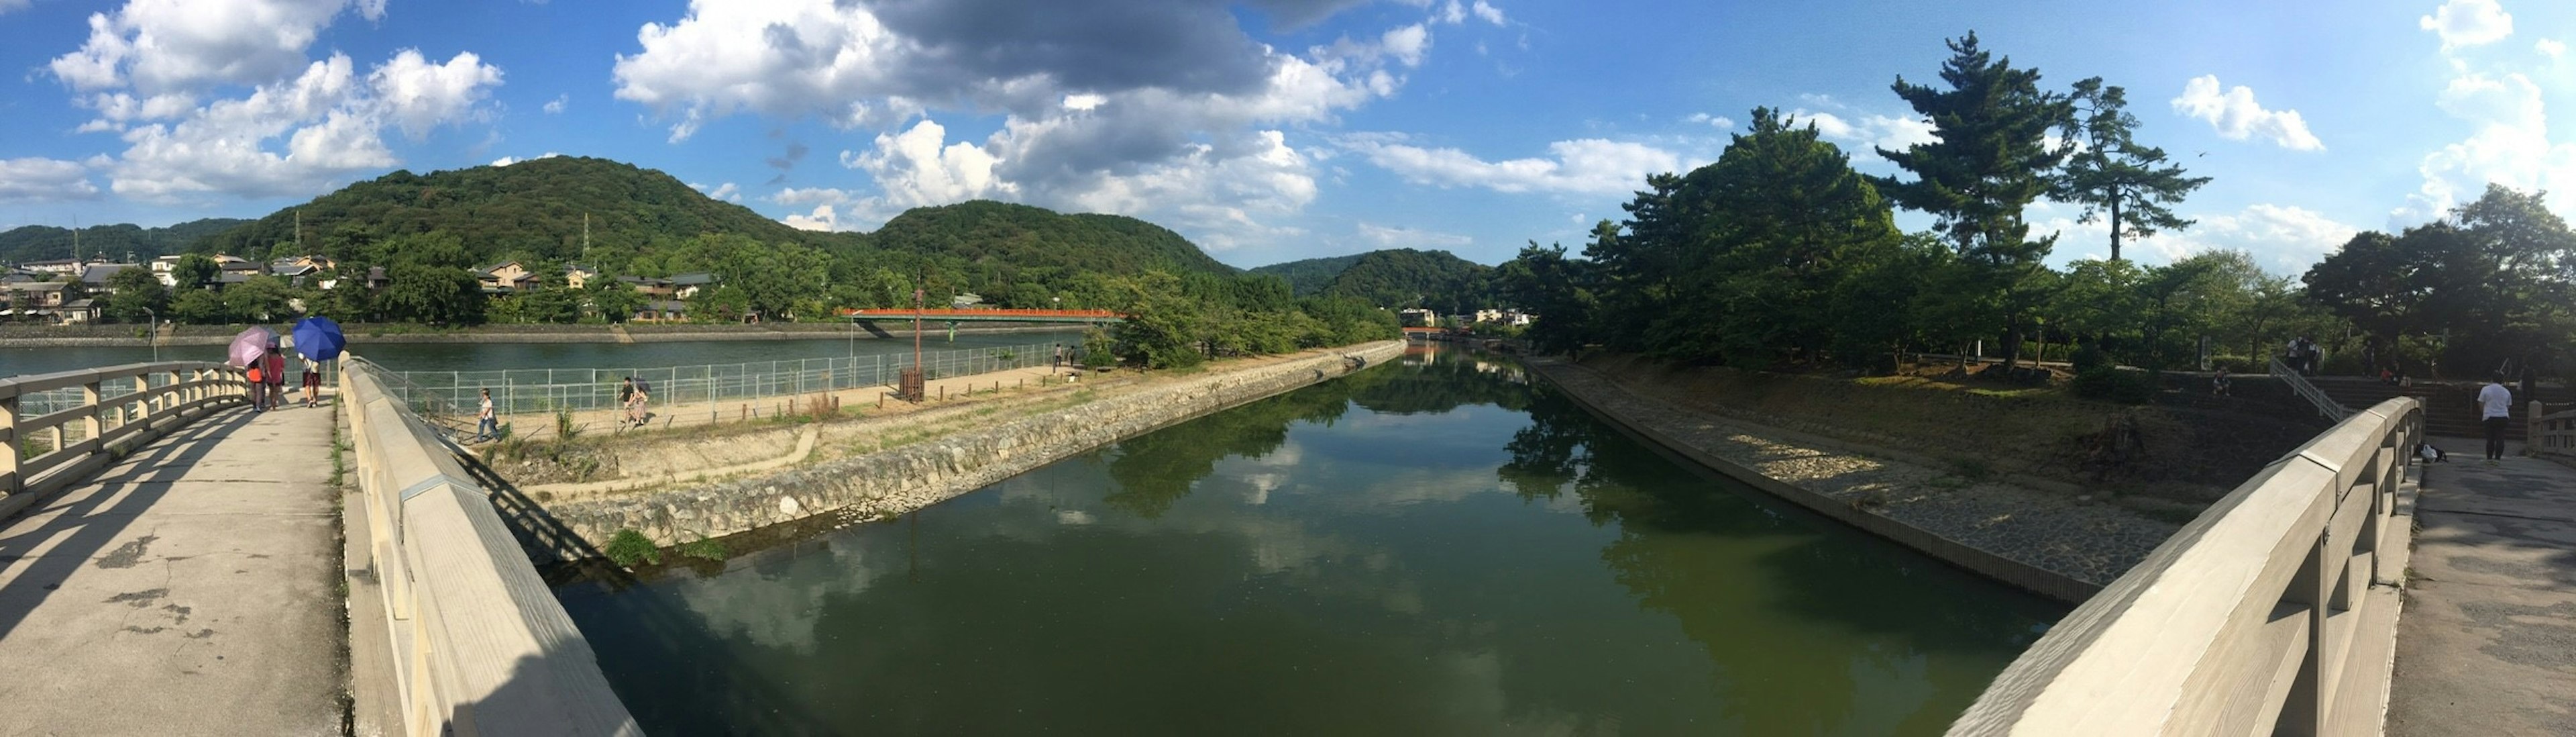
left=0, top=322, right=1087, bottom=348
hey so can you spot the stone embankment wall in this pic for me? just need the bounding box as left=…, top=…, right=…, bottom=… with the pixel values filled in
left=526, top=341, right=1405, bottom=559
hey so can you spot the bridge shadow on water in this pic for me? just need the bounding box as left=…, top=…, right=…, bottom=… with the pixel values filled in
left=0, top=409, right=254, bottom=638
left=449, top=450, right=846, bottom=735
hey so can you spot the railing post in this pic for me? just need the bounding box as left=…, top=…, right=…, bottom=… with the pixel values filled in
left=1, top=395, right=18, bottom=496
left=2532, top=400, right=2544, bottom=456
left=82, top=379, right=104, bottom=446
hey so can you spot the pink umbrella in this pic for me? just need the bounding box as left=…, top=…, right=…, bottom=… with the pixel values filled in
left=227, top=326, right=274, bottom=367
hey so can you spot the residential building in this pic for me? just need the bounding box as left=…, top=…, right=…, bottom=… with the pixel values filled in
left=1399, top=307, right=1438, bottom=328
left=637, top=299, right=687, bottom=322
left=670, top=273, right=716, bottom=299
left=476, top=261, right=539, bottom=293
left=564, top=264, right=600, bottom=290
left=77, top=263, right=142, bottom=293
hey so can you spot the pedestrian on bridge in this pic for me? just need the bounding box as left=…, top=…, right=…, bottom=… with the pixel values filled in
left=2479, top=372, right=2514, bottom=462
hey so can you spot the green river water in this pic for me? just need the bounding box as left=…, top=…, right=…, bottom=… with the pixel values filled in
left=549, top=346, right=2063, bottom=735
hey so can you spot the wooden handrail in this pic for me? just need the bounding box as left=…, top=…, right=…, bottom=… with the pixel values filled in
left=1, top=360, right=248, bottom=510
left=339, top=356, right=638, bottom=736
left=2534, top=401, right=2576, bottom=458
left=1951, top=397, right=2421, bottom=736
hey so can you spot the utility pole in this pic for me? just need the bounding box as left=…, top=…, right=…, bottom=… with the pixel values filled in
left=582, top=212, right=591, bottom=264
left=294, top=209, right=303, bottom=254
left=71, top=215, right=79, bottom=262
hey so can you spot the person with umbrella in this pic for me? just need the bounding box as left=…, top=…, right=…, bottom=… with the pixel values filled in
left=262, top=337, right=287, bottom=411
left=229, top=326, right=274, bottom=411
left=292, top=317, right=345, bottom=409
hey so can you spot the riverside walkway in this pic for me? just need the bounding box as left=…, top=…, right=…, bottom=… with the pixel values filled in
left=2387, top=439, right=2576, bottom=736
left=0, top=405, right=342, bottom=736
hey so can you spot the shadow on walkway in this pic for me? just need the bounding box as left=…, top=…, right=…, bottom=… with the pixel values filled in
left=0, top=409, right=254, bottom=637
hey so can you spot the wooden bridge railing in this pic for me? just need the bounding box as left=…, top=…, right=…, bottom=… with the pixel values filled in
left=2534, top=401, right=2575, bottom=458
left=0, top=360, right=247, bottom=518
left=339, top=355, right=637, bottom=736
left=1951, top=396, right=2422, bottom=736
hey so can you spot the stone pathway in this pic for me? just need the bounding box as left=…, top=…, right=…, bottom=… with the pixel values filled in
left=1529, top=358, right=2178, bottom=591
left=0, top=405, right=343, bottom=736
left=495, top=363, right=1075, bottom=441
left=2387, top=439, right=2576, bottom=736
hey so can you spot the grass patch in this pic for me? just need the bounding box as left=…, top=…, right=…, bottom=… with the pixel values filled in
left=677, top=536, right=728, bottom=561
left=603, top=529, right=661, bottom=567
left=1947, top=456, right=1996, bottom=481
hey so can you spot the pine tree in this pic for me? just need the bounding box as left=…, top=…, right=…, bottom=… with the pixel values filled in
left=2053, top=77, right=2211, bottom=261
left=1871, top=32, right=2072, bottom=371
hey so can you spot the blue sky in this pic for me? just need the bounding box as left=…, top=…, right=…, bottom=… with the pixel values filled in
left=1, top=0, right=2571, bottom=273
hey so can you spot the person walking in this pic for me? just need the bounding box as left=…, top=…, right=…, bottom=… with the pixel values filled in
left=2478, top=372, right=2514, bottom=462
left=262, top=339, right=287, bottom=411
left=301, top=354, right=322, bottom=408
left=244, top=355, right=267, bottom=412
left=474, top=388, right=498, bottom=443
left=628, top=379, right=651, bottom=428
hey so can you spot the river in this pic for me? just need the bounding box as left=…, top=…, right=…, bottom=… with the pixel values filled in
left=549, top=346, right=2064, bottom=735
left=0, top=328, right=1082, bottom=377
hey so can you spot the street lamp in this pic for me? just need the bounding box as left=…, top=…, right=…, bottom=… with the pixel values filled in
left=141, top=306, right=158, bottom=362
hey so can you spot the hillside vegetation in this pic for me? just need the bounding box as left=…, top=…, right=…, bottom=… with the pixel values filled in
left=1248, top=253, right=1366, bottom=295
left=0, top=218, right=250, bottom=264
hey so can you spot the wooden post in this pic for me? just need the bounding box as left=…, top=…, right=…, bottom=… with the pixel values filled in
left=82, top=379, right=104, bottom=445
left=1, top=395, right=19, bottom=495
left=2532, top=400, right=2545, bottom=457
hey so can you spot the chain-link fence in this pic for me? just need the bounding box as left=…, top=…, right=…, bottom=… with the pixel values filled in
left=381, top=340, right=1078, bottom=417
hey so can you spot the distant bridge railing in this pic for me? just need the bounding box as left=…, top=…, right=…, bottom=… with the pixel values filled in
left=0, top=361, right=247, bottom=518
left=340, top=354, right=637, bottom=736
left=384, top=339, right=1075, bottom=417
left=2270, top=356, right=2353, bottom=422
left=1951, top=396, right=2422, bottom=736
left=2535, top=401, right=2575, bottom=459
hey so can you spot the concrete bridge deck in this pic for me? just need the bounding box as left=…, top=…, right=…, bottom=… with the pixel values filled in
left=0, top=405, right=342, bottom=736
left=2388, top=440, right=2576, bottom=736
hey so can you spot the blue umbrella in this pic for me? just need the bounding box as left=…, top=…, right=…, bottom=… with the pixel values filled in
left=292, top=317, right=345, bottom=360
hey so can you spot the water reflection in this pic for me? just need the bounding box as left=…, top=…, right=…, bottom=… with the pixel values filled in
left=553, top=348, right=2060, bottom=735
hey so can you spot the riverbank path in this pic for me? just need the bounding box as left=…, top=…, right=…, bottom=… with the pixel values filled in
left=501, top=362, right=1077, bottom=440
left=0, top=405, right=343, bottom=736
left=2387, top=438, right=2576, bottom=736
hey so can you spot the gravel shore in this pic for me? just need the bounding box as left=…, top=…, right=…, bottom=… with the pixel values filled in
left=1529, top=356, right=2177, bottom=591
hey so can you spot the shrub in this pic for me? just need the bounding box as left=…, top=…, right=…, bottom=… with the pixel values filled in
left=603, top=529, right=661, bottom=567
left=2070, top=342, right=2108, bottom=374
left=677, top=536, right=728, bottom=561
left=2071, top=366, right=2158, bottom=405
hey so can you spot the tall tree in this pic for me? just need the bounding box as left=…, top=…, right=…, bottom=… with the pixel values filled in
left=1871, top=31, right=2074, bottom=371
left=101, top=266, right=169, bottom=324
left=2052, top=78, right=2211, bottom=261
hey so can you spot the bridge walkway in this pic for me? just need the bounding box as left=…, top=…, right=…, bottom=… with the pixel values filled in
left=2388, top=438, right=2576, bottom=736
left=0, top=405, right=343, bottom=736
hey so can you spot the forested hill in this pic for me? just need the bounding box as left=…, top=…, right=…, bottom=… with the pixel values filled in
left=1247, top=252, right=1368, bottom=295
left=197, top=156, right=815, bottom=262
left=1249, top=248, right=1493, bottom=313
left=860, top=200, right=1234, bottom=277
left=0, top=218, right=251, bottom=264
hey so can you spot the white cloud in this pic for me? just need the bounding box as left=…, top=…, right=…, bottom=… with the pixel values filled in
left=2398, top=70, right=2576, bottom=224
left=841, top=119, right=1012, bottom=207
left=2035, top=201, right=2358, bottom=273
left=1347, top=135, right=1682, bottom=195
left=0, top=158, right=103, bottom=202
left=1435, top=0, right=1464, bottom=24
left=1685, top=112, right=1736, bottom=130
left=2538, top=38, right=2565, bottom=58
left=773, top=187, right=855, bottom=207
left=2171, top=75, right=2324, bottom=151
left=1470, top=1, right=1505, bottom=25
left=0, top=0, right=28, bottom=14
left=543, top=94, right=568, bottom=114
left=1381, top=24, right=1430, bottom=67
left=1356, top=222, right=1472, bottom=250
left=489, top=152, right=559, bottom=166
left=1789, top=109, right=1935, bottom=154
left=2420, top=0, right=2513, bottom=52
left=368, top=49, right=504, bottom=139
left=690, top=181, right=742, bottom=202
left=51, top=0, right=384, bottom=95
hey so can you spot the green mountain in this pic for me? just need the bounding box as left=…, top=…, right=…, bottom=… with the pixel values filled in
left=1251, top=248, right=1493, bottom=314
left=859, top=200, right=1235, bottom=277
left=196, top=156, right=822, bottom=263
left=0, top=218, right=252, bottom=264
left=1248, top=252, right=1369, bottom=295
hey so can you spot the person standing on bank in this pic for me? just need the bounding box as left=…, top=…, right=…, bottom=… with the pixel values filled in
left=2478, top=372, right=2514, bottom=462
left=474, top=388, right=498, bottom=443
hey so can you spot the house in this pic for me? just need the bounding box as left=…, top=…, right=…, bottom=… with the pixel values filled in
left=476, top=261, right=539, bottom=293
left=637, top=299, right=687, bottom=322
left=619, top=275, right=676, bottom=299
left=150, top=254, right=263, bottom=287
left=950, top=293, right=985, bottom=309
left=670, top=273, right=716, bottom=299
left=19, top=258, right=99, bottom=276
left=267, top=259, right=320, bottom=285
left=564, top=264, right=600, bottom=290
left=1398, top=307, right=1438, bottom=328
left=319, top=266, right=388, bottom=292
left=77, top=262, right=142, bottom=293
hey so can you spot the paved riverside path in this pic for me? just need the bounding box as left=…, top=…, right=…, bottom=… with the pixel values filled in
left=0, top=405, right=343, bottom=736
left=2388, top=439, right=2576, bottom=736
left=500, top=362, right=1075, bottom=440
